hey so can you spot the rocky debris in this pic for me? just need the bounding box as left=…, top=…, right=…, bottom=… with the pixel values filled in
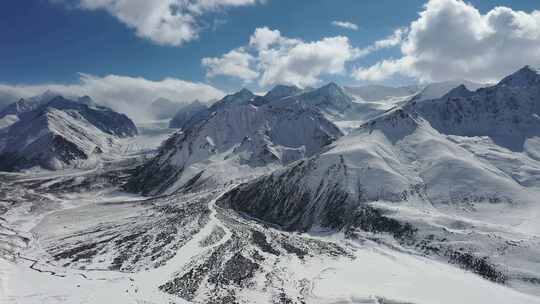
left=44, top=194, right=211, bottom=272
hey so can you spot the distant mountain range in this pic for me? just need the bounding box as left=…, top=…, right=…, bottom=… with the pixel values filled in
left=126, top=73, right=492, bottom=197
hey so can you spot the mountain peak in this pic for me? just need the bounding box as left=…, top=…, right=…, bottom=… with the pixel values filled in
left=443, top=84, right=473, bottom=99
left=264, top=84, right=302, bottom=101
left=321, top=82, right=341, bottom=91
left=219, top=88, right=255, bottom=105
left=499, top=65, right=540, bottom=87
left=232, top=88, right=255, bottom=99
left=238, top=88, right=254, bottom=96
left=314, top=82, right=351, bottom=100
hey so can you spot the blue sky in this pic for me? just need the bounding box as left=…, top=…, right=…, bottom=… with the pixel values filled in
left=0, top=0, right=539, bottom=97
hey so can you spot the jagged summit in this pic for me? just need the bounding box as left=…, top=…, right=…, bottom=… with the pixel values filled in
left=294, top=82, right=353, bottom=112
left=264, top=84, right=302, bottom=101
left=440, top=84, right=474, bottom=99
left=317, top=82, right=347, bottom=95
left=499, top=65, right=540, bottom=87
left=77, top=95, right=96, bottom=106
left=222, top=88, right=255, bottom=103
left=0, top=90, right=60, bottom=118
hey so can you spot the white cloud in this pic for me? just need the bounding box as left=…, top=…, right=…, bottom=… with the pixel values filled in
left=0, top=74, right=224, bottom=122
left=54, top=0, right=263, bottom=46
left=257, top=36, right=361, bottom=87
left=331, top=21, right=359, bottom=31
left=248, top=27, right=294, bottom=51
left=373, top=27, right=408, bottom=49
left=202, top=27, right=363, bottom=88
left=353, top=0, right=540, bottom=83
left=202, top=48, right=259, bottom=81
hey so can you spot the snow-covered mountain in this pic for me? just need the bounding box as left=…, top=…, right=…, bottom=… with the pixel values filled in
left=290, top=82, right=354, bottom=113
left=0, top=90, right=59, bottom=118
left=276, top=83, right=411, bottom=133
left=126, top=88, right=342, bottom=195
left=127, top=78, right=498, bottom=195
left=217, top=66, right=540, bottom=292
left=0, top=94, right=137, bottom=171
left=225, top=67, right=537, bottom=222
left=169, top=101, right=208, bottom=129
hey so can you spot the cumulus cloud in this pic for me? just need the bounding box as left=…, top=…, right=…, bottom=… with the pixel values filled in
left=202, top=48, right=259, bottom=81
left=0, top=74, right=224, bottom=122
left=353, top=0, right=540, bottom=83
left=331, top=21, right=359, bottom=31
left=202, top=27, right=363, bottom=87
left=53, top=0, right=264, bottom=46
left=373, top=27, right=408, bottom=49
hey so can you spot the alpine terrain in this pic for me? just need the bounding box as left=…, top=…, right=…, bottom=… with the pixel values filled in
left=1, top=67, right=540, bottom=304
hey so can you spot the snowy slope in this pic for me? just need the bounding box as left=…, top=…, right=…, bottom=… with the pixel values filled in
left=217, top=66, right=540, bottom=292
left=126, top=89, right=342, bottom=195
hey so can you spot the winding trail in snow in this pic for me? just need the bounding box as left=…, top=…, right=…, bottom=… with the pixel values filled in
left=131, top=187, right=235, bottom=302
